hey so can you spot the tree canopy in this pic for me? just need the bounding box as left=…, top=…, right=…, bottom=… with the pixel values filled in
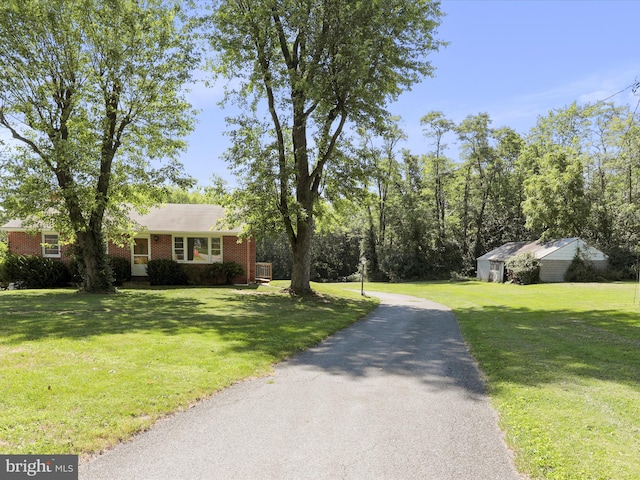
left=204, top=0, right=446, bottom=294
left=257, top=101, right=640, bottom=284
left=0, top=0, right=198, bottom=292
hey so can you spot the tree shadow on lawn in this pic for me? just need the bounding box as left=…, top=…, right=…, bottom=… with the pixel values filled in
left=4, top=288, right=635, bottom=396
left=0, top=287, right=372, bottom=355
left=0, top=288, right=489, bottom=399
left=0, top=289, right=206, bottom=341
left=454, top=304, right=640, bottom=390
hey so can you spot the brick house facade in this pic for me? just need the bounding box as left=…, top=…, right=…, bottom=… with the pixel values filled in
left=2, top=204, right=257, bottom=284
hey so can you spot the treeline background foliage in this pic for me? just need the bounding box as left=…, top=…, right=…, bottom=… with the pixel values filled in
left=254, top=102, right=640, bottom=281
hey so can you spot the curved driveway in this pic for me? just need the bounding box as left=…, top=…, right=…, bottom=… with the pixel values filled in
left=80, top=291, right=520, bottom=479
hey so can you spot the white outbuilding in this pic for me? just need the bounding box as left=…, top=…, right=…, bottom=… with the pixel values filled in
left=476, top=237, right=608, bottom=283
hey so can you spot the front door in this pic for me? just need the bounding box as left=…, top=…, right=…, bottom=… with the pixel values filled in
left=132, top=237, right=150, bottom=276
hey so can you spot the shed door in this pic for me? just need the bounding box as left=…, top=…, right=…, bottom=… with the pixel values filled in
left=489, top=261, right=504, bottom=282
left=132, top=238, right=150, bottom=276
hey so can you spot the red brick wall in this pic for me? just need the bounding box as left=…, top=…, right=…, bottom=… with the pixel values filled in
left=151, top=234, right=173, bottom=260
left=107, top=235, right=172, bottom=261
left=7, top=232, right=72, bottom=262
left=223, top=236, right=255, bottom=283
left=107, top=241, right=130, bottom=260
left=8, top=232, right=42, bottom=256
left=8, top=231, right=257, bottom=284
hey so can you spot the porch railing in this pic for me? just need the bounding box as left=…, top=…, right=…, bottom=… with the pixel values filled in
left=255, top=262, right=272, bottom=283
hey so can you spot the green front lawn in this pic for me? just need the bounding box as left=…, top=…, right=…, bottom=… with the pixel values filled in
left=352, top=281, right=640, bottom=480
left=0, top=285, right=378, bottom=459
left=4, top=280, right=638, bottom=478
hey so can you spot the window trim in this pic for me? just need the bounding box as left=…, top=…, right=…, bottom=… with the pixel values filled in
left=173, top=235, right=223, bottom=264
left=42, top=232, right=61, bottom=258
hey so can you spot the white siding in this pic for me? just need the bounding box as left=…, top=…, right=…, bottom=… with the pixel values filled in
left=542, top=239, right=580, bottom=260
left=543, top=239, right=607, bottom=261
left=540, top=260, right=572, bottom=282
left=540, top=239, right=608, bottom=281
left=477, top=259, right=491, bottom=281
left=477, top=260, right=505, bottom=282
left=581, top=245, right=608, bottom=262
left=489, top=261, right=505, bottom=282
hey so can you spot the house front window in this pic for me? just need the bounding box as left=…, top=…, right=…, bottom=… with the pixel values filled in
left=188, top=237, right=209, bottom=262
left=174, top=236, right=222, bottom=263
left=174, top=237, right=185, bottom=261
left=211, top=237, right=221, bottom=256
left=42, top=233, right=60, bottom=258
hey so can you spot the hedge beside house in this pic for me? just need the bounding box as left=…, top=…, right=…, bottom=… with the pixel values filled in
left=147, top=259, right=189, bottom=286
left=505, top=252, right=540, bottom=285
left=2, top=254, right=71, bottom=289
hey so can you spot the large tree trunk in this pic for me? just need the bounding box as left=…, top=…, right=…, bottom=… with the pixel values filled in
left=75, top=230, right=115, bottom=293
left=288, top=215, right=313, bottom=295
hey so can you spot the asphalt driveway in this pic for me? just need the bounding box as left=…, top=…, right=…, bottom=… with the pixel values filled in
left=80, top=291, right=520, bottom=479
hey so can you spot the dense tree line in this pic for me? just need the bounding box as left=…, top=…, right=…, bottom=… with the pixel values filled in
left=4, top=1, right=636, bottom=292
left=257, top=102, right=640, bottom=281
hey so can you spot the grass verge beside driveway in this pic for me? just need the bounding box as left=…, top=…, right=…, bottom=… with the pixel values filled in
left=0, top=284, right=378, bottom=459
left=353, top=281, right=640, bottom=480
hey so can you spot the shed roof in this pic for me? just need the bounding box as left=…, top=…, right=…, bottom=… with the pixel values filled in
left=477, top=237, right=582, bottom=261
left=1, top=203, right=240, bottom=234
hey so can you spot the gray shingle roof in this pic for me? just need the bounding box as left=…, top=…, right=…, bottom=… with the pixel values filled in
left=127, top=204, right=239, bottom=234
left=477, top=238, right=579, bottom=261
left=1, top=204, right=240, bottom=234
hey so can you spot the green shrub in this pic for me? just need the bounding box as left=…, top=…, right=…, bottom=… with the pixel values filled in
left=565, top=249, right=598, bottom=282
left=208, top=262, right=245, bottom=284
left=67, top=255, right=129, bottom=287
left=223, top=261, right=245, bottom=284
left=256, top=233, right=292, bottom=280
left=603, top=246, right=637, bottom=280
left=506, top=252, right=540, bottom=285
left=207, top=263, right=226, bottom=284
left=381, top=250, right=430, bottom=283
left=108, top=256, right=131, bottom=286
left=146, top=259, right=188, bottom=286
left=344, top=272, right=362, bottom=283
left=0, top=238, right=7, bottom=262
left=182, top=264, right=210, bottom=285
left=0, top=240, right=8, bottom=286
left=3, top=254, right=71, bottom=288
left=311, top=231, right=360, bottom=281
left=67, top=257, right=82, bottom=285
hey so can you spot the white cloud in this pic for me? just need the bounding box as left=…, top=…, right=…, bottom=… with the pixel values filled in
left=489, top=65, right=640, bottom=132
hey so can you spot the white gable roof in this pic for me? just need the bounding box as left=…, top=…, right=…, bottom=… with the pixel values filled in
left=478, top=238, right=607, bottom=262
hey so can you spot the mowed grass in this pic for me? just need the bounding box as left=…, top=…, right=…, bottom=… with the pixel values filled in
left=353, top=281, right=640, bottom=480
left=0, top=284, right=378, bottom=459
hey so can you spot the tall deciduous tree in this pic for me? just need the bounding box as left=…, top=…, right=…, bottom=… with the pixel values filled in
left=420, top=111, right=455, bottom=247
left=357, top=120, right=404, bottom=282
left=489, top=127, right=527, bottom=244
left=205, top=0, right=445, bottom=294
left=0, top=0, right=197, bottom=292
left=520, top=101, right=640, bottom=255
left=521, top=144, right=589, bottom=239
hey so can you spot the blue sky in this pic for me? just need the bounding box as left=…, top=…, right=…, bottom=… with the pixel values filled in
left=183, top=0, right=640, bottom=187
